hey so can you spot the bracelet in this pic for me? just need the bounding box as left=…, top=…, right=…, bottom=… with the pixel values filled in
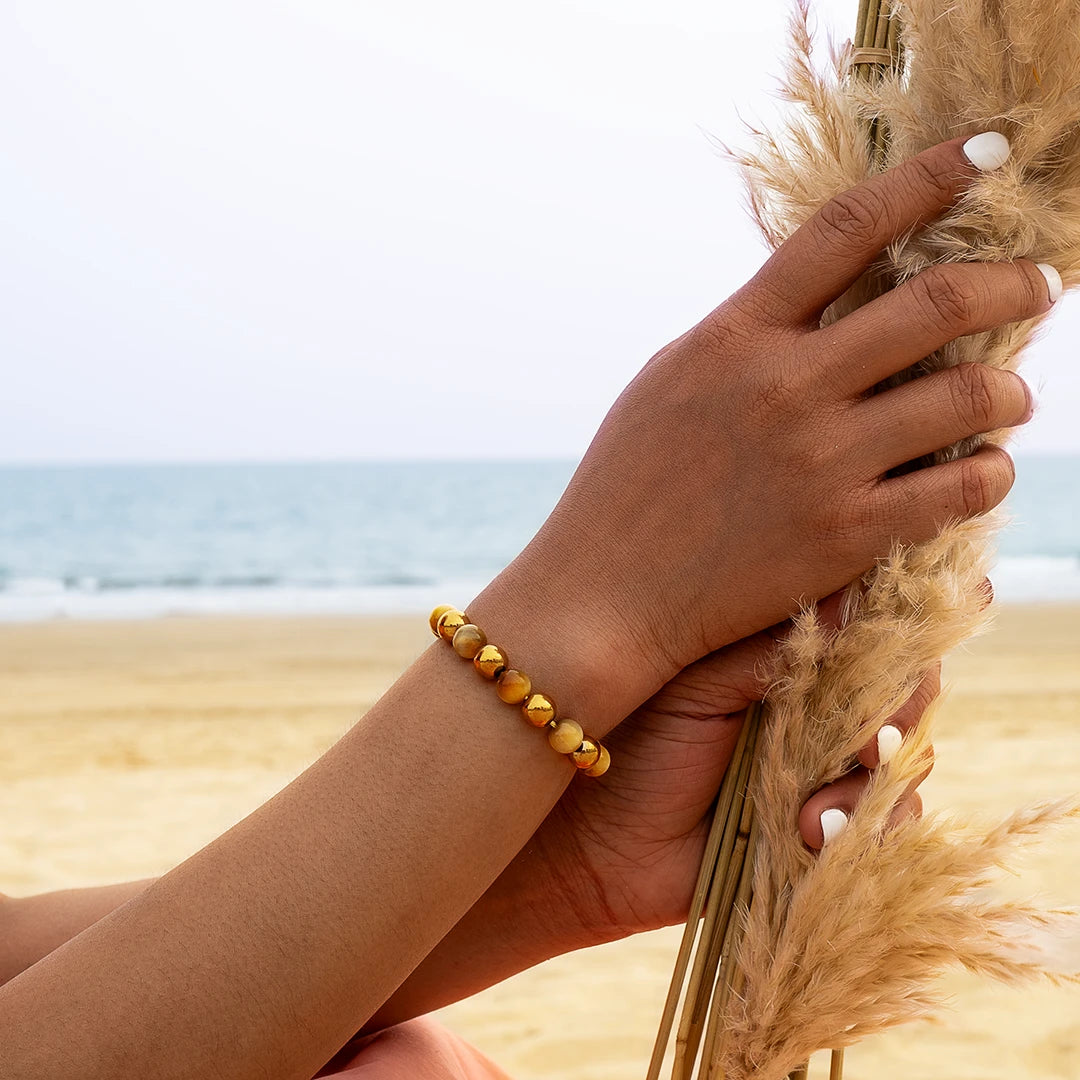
left=429, top=605, right=611, bottom=778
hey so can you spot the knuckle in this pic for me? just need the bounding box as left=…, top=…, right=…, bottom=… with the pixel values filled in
left=745, top=365, right=803, bottom=421
left=688, top=307, right=759, bottom=362
left=923, top=663, right=943, bottom=699
left=908, top=674, right=940, bottom=721
left=958, top=459, right=995, bottom=517
left=806, top=486, right=869, bottom=560
left=949, top=362, right=997, bottom=431
left=957, top=449, right=1013, bottom=516
left=901, top=153, right=957, bottom=205
left=884, top=684, right=927, bottom=735
left=813, top=186, right=887, bottom=253
left=911, top=267, right=983, bottom=335
left=729, top=275, right=791, bottom=330
left=1017, top=259, right=1048, bottom=313
left=740, top=342, right=823, bottom=426
left=918, top=744, right=936, bottom=780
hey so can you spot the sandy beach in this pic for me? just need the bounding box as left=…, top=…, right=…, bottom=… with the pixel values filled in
left=3, top=606, right=1079, bottom=1079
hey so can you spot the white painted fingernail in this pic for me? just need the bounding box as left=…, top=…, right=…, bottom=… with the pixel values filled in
left=962, top=131, right=1011, bottom=171
left=877, top=724, right=903, bottom=765
left=1036, top=263, right=1063, bottom=304
left=820, top=808, right=849, bottom=846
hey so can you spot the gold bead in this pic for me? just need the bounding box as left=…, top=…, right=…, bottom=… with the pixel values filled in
left=582, top=743, right=610, bottom=777
left=429, top=604, right=456, bottom=636
left=451, top=623, right=487, bottom=659
left=473, top=644, right=509, bottom=680
left=571, top=738, right=601, bottom=770
left=548, top=719, right=584, bottom=754
left=436, top=609, right=467, bottom=642
left=522, top=692, right=556, bottom=728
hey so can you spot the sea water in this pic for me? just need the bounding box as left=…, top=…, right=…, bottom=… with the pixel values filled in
left=0, top=458, right=1076, bottom=621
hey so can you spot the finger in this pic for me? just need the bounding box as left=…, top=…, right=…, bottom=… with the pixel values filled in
left=812, top=586, right=852, bottom=635
left=799, top=768, right=928, bottom=850
left=815, top=259, right=1056, bottom=397
left=856, top=664, right=941, bottom=769
left=854, top=363, right=1032, bottom=476
left=891, top=789, right=923, bottom=830
left=747, top=132, right=1010, bottom=328
left=868, top=443, right=1015, bottom=543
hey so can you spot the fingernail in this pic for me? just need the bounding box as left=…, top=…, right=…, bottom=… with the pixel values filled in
left=877, top=724, right=903, bottom=765
left=962, top=131, right=1011, bottom=171
left=1036, top=263, right=1063, bottom=304
left=820, top=807, right=849, bottom=846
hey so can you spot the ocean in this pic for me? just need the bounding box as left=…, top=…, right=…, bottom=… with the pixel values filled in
left=0, top=458, right=1077, bottom=622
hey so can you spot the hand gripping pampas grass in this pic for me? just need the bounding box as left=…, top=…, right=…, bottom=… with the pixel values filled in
left=648, top=1, right=1080, bottom=1077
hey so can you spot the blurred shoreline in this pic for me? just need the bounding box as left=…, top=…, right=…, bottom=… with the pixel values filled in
left=3, top=457, right=1078, bottom=621
left=0, top=556, right=1073, bottom=627
left=2, top=552, right=1079, bottom=622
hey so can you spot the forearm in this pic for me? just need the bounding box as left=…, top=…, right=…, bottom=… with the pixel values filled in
left=0, top=880, right=154, bottom=987
left=0, top=825, right=610, bottom=1039
left=0, top=583, right=640, bottom=1080
left=0, top=849, right=609, bottom=1040
left=363, top=819, right=619, bottom=1032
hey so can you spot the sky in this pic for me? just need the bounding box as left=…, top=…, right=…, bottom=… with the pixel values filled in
left=2, top=0, right=1078, bottom=464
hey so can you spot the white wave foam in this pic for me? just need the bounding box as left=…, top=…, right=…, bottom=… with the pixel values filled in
left=0, top=556, right=1076, bottom=623
left=0, top=580, right=491, bottom=622
left=989, top=555, right=1080, bottom=603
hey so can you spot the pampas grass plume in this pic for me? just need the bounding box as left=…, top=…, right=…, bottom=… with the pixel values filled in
left=705, top=2, right=1080, bottom=1076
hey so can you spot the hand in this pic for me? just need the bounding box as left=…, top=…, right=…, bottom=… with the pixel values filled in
left=473, top=133, right=1047, bottom=733
left=527, top=588, right=940, bottom=946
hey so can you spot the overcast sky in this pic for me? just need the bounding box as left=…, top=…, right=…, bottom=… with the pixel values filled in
left=2, top=0, right=1077, bottom=464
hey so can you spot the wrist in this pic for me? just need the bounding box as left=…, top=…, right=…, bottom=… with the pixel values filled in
left=466, top=556, right=668, bottom=741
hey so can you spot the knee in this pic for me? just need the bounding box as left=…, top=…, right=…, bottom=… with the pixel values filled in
left=318, top=1016, right=501, bottom=1079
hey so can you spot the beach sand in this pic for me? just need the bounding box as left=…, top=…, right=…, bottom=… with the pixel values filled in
left=2, top=607, right=1079, bottom=1079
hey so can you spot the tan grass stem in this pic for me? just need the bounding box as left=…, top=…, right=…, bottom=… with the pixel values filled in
left=645, top=705, right=759, bottom=1080
left=673, top=710, right=762, bottom=1076
left=701, top=804, right=761, bottom=1075
left=829, top=1049, right=845, bottom=1079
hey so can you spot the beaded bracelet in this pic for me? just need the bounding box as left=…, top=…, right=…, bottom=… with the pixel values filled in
left=429, top=605, right=611, bottom=778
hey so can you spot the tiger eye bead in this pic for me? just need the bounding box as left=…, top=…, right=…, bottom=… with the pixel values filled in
left=473, top=644, right=509, bottom=680
left=571, top=738, right=601, bottom=770
left=582, top=743, right=610, bottom=777
left=548, top=719, right=584, bottom=755
left=496, top=669, right=532, bottom=704
left=429, top=604, right=456, bottom=636
left=522, top=692, right=556, bottom=728
left=451, top=623, right=487, bottom=659
left=436, top=609, right=467, bottom=642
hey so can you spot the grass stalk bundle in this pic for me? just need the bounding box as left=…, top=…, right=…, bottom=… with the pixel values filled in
left=649, top=0, right=1080, bottom=1076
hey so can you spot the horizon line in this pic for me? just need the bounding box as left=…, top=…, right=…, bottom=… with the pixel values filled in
left=0, top=450, right=1075, bottom=470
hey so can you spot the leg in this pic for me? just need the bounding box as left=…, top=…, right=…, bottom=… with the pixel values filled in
left=315, top=1016, right=513, bottom=1080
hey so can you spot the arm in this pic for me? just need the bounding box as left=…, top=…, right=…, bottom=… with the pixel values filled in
left=0, top=848, right=594, bottom=1034
left=0, top=586, right=631, bottom=1080
left=0, top=881, right=154, bottom=988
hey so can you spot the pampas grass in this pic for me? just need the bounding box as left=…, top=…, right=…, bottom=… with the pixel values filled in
left=650, top=1, right=1080, bottom=1077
